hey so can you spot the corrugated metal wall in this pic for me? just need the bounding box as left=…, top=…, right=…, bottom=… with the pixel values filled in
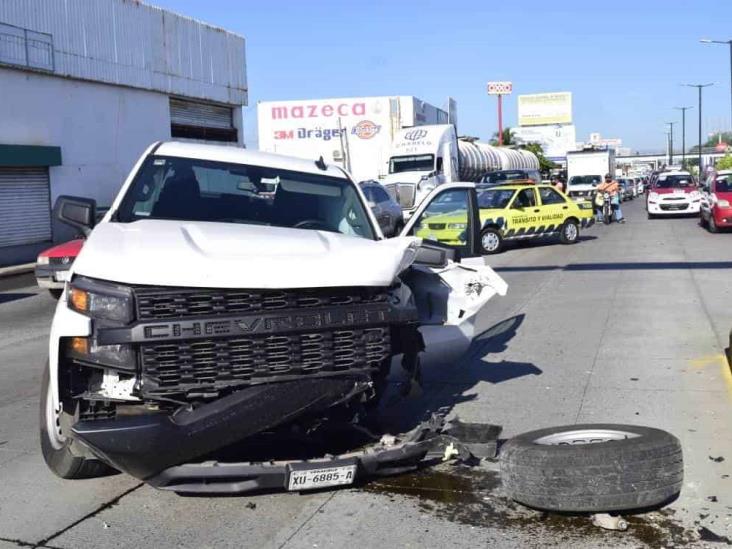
left=0, top=0, right=247, bottom=106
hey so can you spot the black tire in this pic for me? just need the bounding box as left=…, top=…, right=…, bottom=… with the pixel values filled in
left=500, top=424, right=683, bottom=512
left=39, top=363, right=113, bottom=479
left=48, top=289, right=63, bottom=300
left=392, top=221, right=405, bottom=238
left=709, top=216, right=719, bottom=233
left=559, top=220, right=579, bottom=245
left=480, top=228, right=503, bottom=255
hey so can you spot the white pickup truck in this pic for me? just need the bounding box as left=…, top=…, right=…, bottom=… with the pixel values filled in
left=41, top=141, right=507, bottom=488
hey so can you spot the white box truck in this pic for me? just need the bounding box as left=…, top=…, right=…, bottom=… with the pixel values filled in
left=257, top=96, right=449, bottom=182
left=381, top=125, right=539, bottom=215
left=565, top=149, right=616, bottom=202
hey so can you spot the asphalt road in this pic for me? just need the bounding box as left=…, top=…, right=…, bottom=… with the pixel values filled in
left=1, top=199, right=731, bottom=548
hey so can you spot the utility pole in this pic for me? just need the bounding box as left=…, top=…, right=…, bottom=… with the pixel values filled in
left=665, top=122, right=675, bottom=165
left=674, top=106, right=693, bottom=168
left=684, top=83, right=714, bottom=176
left=700, top=39, right=732, bottom=129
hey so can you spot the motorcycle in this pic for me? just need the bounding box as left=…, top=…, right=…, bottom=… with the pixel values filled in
left=602, top=192, right=613, bottom=224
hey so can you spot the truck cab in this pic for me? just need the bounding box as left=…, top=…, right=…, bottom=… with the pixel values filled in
left=382, top=125, right=459, bottom=216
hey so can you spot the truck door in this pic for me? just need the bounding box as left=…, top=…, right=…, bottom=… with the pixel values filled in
left=399, top=183, right=508, bottom=334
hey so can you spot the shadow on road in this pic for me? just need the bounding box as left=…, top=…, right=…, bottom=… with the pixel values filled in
left=0, top=292, right=36, bottom=304
left=379, top=314, right=541, bottom=433
left=495, top=260, right=732, bottom=273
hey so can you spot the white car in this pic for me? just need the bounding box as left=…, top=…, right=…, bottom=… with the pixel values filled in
left=646, top=170, right=702, bottom=218
left=41, top=141, right=507, bottom=489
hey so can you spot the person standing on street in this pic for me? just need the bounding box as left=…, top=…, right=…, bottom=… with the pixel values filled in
left=596, top=174, right=625, bottom=223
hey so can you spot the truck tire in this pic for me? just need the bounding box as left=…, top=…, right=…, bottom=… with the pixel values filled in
left=480, top=228, right=503, bottom=255
left=39, top=363, right=113, bottom=479
left=559, top=220, right=579, bottom=245
left=500, top=424, right=683, bottom=512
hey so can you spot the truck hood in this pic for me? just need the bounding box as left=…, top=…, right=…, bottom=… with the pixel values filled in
left=71, top=220, right=420, bottom=288
left=567, top=184, right=598, bottom=193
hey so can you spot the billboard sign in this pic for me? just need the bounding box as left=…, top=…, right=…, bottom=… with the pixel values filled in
left=518, top=92, right=572, bottom=126
left=511, top=124, right=577, bottom=159
left=487, top=81, right=513, bottom=95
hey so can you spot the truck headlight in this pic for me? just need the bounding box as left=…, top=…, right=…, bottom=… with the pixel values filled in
left=37, top=255, right=49, bottom=265
left=68, top=277, right=134, bottom=324
left=67, top=337, right=136, bottom=372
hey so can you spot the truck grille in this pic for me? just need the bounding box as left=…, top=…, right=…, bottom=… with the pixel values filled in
left=140, top=327, right=390, bottom=398
left=385, top=183, right=416, bottom=209
left=134, top=286, right=389, bottom=320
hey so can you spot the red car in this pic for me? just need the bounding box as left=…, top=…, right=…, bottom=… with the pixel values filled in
left=701, top=170, right=732, bottom=232
left=35, top=239, right=84, bottom=298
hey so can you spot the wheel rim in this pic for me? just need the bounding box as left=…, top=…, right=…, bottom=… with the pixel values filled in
left=45, top=381, right=66, bottom=450
left=534, top=428, right=640, bottom=446
left=481, top=232, right=499, bottom=252
left=564, top=223, right=578, bottom=241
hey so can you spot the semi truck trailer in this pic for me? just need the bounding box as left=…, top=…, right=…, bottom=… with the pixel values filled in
left=381, top=125, right=539, bottom=215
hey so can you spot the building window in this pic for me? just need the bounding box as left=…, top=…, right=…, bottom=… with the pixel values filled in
left=169, top=98, right=237, bottom=143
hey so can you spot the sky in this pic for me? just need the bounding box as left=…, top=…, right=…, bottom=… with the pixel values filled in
left=151, top=0, right=732, bottom=153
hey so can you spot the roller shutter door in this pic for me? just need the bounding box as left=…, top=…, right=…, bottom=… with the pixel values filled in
left=170, top=98, right=237, bottom=143
left=0, top=167, right=51, bottom=247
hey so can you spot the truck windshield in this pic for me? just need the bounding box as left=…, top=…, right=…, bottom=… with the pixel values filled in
left=116, top=156, right=375, bottom=239
left=568, top=175, right=601, bottom=186
left=389, top=154, right=434, bottom=174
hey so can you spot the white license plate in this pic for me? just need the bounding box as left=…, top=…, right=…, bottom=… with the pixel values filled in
left=54, top=270, right=70, bottom=282
left=287, top=464, right=357, bottom=491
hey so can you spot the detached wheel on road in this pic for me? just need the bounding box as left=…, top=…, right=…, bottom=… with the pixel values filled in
left=559, top=220, right=579, bottom=245
left=39, top=364, right=113, bottom=479
left=500, top=424, right=683, bottom=512
left=480, top=228, right=503, bottom=255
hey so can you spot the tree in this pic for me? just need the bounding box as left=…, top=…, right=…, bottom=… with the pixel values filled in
left=490, top=127, right=513, bottom=146
left=690, top=132, right=732, bottom=152
left=716, top=154, right=732, bottom=170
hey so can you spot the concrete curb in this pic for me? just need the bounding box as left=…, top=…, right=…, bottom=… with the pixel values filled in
left=0, top=263, right=35, bottom=278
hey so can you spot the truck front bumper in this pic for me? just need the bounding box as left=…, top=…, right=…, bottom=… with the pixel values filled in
left=71, top=375, right=372, bottom=480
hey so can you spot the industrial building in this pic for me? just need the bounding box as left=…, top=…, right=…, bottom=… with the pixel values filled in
left=258, top=96, right=453, bottom=182
left=0, top=0, right=247, bottom=266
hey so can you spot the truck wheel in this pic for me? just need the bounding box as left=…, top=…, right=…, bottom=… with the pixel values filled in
left=39, top=363, right=113, bottom=479
left=559, top=220, right=579, bottom=244
left=500, top=424, right=683, bottom=512
left=480, top=228, right=503, bottom=255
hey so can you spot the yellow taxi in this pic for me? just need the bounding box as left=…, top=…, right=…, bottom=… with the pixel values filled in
left=415, top=183, right=595, bottom=254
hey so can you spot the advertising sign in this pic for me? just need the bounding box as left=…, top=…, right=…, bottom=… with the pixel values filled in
left=511, top=125, right=577, bottom=159
left=518, top=92, right=572, bottom=126
left=487, top=81, right=513, bottom=95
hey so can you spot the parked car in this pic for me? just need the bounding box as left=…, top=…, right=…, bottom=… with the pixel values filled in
left=358, top=180, right=404, bottom=236
left=700, top=170, right=732, bottom=232
left=618, top=179, right=632, bottom=201
left=477, top=169, right=542, bottom=187
left=34, top=208, right=108, bottom=298
left=646, top=170, right=701, bottom=218
left=40, top=141, right=509, bottom=492
left=35, top=239, right=84, bottom=298
left=416, top=182, right=595, bottom=254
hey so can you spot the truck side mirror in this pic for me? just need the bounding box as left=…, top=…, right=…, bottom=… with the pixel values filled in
left=55, top=196, right=97, bottom=236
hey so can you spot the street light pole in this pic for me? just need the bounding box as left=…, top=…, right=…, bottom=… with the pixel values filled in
left=700, top=38, right=732, bottom=129
left=684, top=83, right=714, bottom=176
left=665, top=122, right=675, bottom=165
left=674, top=106, right=693, bottom=167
